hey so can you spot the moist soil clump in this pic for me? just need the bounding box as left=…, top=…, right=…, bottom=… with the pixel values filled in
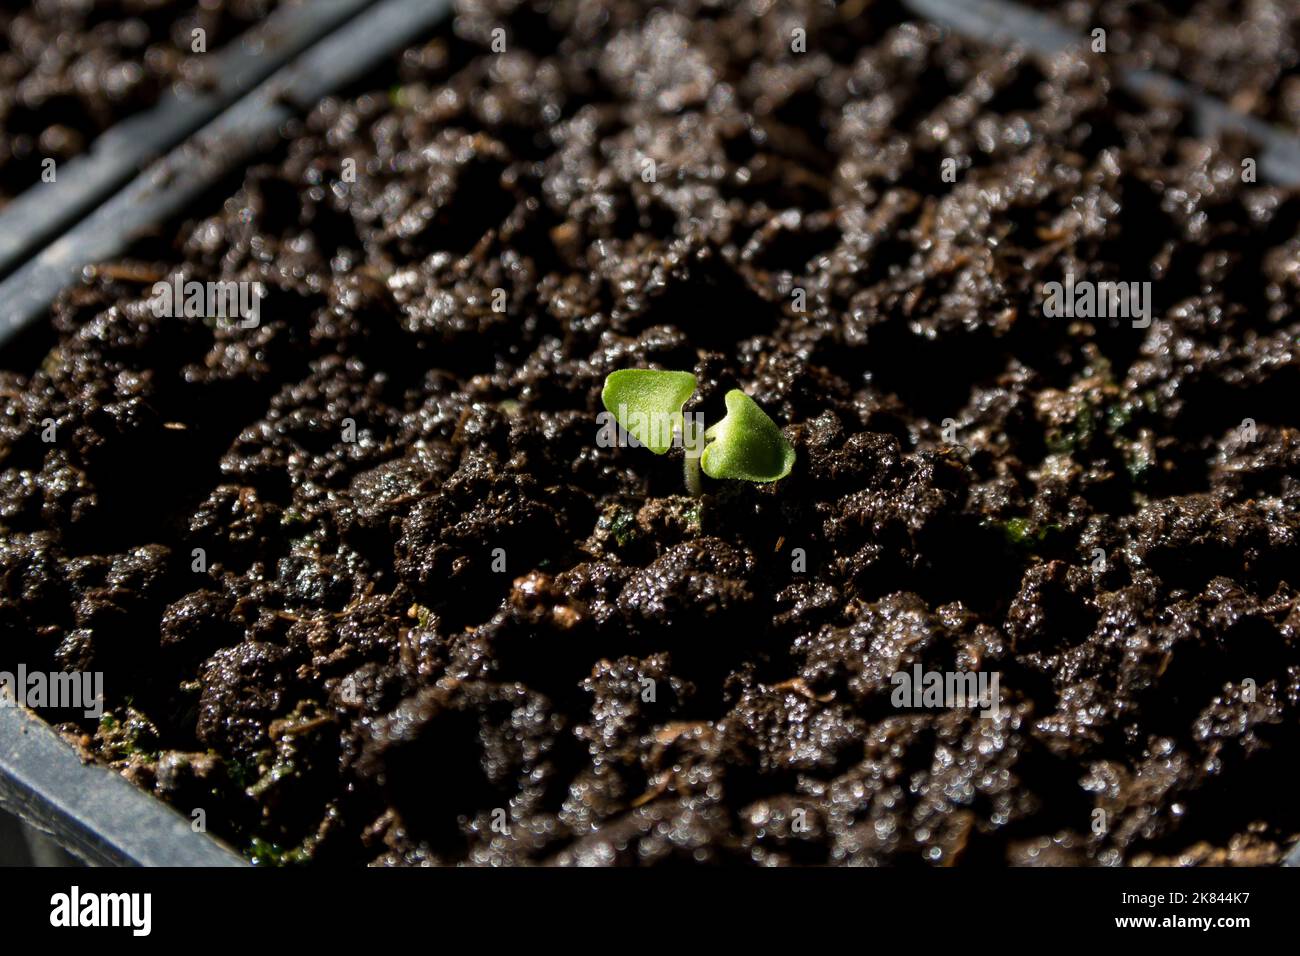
left=0, top=0, right=1298, bottom=866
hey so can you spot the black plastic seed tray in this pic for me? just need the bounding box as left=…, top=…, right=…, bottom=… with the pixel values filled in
left=0, top=0, right=453, bottom=343
left=0, top=696, right=245, bottom=866
left=0, top=0, right=1297, bottom=867
left=0, top=0, right=381, bottom=284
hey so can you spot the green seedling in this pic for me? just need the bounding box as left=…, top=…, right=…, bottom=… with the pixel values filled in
left=600, top=369, right=795, bottom=494
left=701, top=388, right=797, bottom=483
left=601, top=369, right=697, bottom=455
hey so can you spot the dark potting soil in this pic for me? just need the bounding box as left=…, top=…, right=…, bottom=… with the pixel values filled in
left=0, top=0, right=296, bottom=204
left=1, top=0, right=1298, bottom=866
left=1019, top=0, right=1300, bottom=130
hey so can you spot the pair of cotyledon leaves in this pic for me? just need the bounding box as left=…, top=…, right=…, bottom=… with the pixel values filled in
left=601, top=369, right=795, bottom=482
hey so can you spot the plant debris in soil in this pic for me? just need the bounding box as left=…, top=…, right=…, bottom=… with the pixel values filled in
left=1, top=0, right=1299, bottom=866
left=0, top=0, right=296, bottom=205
